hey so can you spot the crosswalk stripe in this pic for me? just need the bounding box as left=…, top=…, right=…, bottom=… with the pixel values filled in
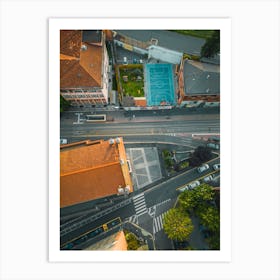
left=128, top=215, right=138, bottom=224
left=134, top=200, right=145, bottom=206
left=135, top=203, right=146, bottom=209
left=153, top=212, right=167, bottom=234
left=133, top=193, right=147, bottom=216
left=133, top=193, right=144, bottom=200
left=137, top=208, right=148, bottom=215
left=154, top=218, right=158, bottom=233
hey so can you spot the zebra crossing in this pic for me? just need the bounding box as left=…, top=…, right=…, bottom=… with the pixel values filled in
left=153, top=212, right=167, bottom=234
left=126, top=214, right=138, bottom=224
left=132, top=193, right=147, bottom=216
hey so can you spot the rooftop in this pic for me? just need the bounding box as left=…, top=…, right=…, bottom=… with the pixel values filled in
left=144, top=63, right=176, bottom=106
left=60, top=30, right=103, bottom=89
left=85, top=231, right=127, bottom=250
left=60, top=139, right=133, bottom=208
left=82, top=30, right=102, bottom=44
left=184, top=60, right=220, bottom=95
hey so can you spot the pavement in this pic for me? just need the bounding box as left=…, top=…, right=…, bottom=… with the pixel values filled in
left=62, top=107, right=220, bottom=124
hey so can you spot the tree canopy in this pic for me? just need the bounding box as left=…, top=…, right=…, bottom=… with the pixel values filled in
left=197, top=205, right=220, bottom=233
left=60, top=95, right=71, bottom=112
left=163, top=208, right=194, bottom=241
left=177, top=183, right=220, bottom=250
left=189, top=146, right=212, bottom=167
left=200, top=30, right=220, bottom=58
left=179, top=183, right=215, bottom=212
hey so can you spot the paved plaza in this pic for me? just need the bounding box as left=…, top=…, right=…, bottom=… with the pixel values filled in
left=126, top=147, right=162, bottom=190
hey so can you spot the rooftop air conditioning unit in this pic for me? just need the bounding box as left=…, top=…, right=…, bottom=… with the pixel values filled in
left=81, top=44, right=87, bottom=51
left=117, top=187, right=124, bottom=195
left=115, top=137, right=121, bottom=144
left=109, top=138, right=115, bottom=145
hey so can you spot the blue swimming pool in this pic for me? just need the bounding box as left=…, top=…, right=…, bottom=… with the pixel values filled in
left=144, top=64, right=176, bottom=106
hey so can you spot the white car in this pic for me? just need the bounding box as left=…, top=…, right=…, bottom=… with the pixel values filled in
left=213, top=164, right=220, bottom=171
left=188, top=180, right=200, bottom=190
left=60, top=139, right=67, bottom=145
left=203, top=175, right=213, bottom=183
left=178, top=180, right=200, bottom=192
left=206, top=143, right=220, bottom=150
left=197, top=163, right=209, bottom=173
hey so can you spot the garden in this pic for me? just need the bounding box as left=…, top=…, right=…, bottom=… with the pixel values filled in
left=119, top=65, right=145, bottom=98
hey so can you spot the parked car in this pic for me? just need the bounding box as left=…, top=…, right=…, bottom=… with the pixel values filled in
left=60, top=138, right=67, bottom=144
left=208, top=136, right=220, bottom=142
left=188, top=180, right=200, bottom=190
left=197, top=163, right=209, bottom=173
left=213, top=163, right=220, bottom=171
left=178, top=180, right=200, bottom=192
left=203, top=175, right=213, bottom=183
left=206, top=143, right=219, bottom=150
left=178, top=185, right=190, bottom=192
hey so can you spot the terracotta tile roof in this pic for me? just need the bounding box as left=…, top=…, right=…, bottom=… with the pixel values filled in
left=60, top=163, right=125, bottom=208
left=134, top=98, right=147, bottom=107
left=60, top=30, right=81, bottom=58
left=85, top=231, right=127, bottom=250
left=60, top=140, right=119, bottom=175
left=60, top=30, right=102, bottom=88
left=60, top=139, right=133, bottom=208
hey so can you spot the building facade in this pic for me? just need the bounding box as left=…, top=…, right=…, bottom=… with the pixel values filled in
left=60, top=30, right=109, bottom=106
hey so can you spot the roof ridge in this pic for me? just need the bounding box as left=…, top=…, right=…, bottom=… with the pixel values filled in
left=61, top=161, right=119, bottom=177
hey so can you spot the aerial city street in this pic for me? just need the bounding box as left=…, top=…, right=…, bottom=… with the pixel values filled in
left=59, top=29, right=220, bottom=251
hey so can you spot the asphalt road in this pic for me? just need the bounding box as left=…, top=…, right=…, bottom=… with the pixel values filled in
left=60, top=110, right=220, bottom=141
left=60, top=108, right=220, bottom=249
left=115, top=30, right=205, bottom=56
left=60, top=156, right=220, bottom=248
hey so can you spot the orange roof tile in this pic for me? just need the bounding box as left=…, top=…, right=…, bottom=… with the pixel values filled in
left=85, top=231, right=127, bottom=250
left=60, top=139, right=133, bottom=208
left=60, top=31, right=102, bottom=88
left=60, top=30, right=81, bottom=58
left=134, top=98, right=147, bottom=107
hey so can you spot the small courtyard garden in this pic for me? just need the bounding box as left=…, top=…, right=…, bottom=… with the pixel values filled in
left=119, top=65, right=145, bottom=98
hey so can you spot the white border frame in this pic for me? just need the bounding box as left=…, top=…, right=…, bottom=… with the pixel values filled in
left=49, top=18, right=231, bottom=262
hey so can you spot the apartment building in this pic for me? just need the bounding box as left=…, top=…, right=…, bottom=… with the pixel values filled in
left=60, top=138, right=133, bottom=208
left=60, top=30, right=109, bottom=106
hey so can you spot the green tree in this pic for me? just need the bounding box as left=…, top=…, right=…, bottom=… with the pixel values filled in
left=125, top=232, right=140, bottom=250
left=206, top=234, right=220, bottom=250
left=60, top=95, right=71, bottom=112
left=179, top=184, right=215, bottom=212
left=193, top=146, right=212, bottom=162
left=163, top=208, right=194, bottom=241
left=189, top=146, right=212, bottom=167
left=195, top=184, right=216, bottom=203
left=178, top=189, right=197, bottom=212
left=197, top=205, right=220, bottom=233
left=200, top=30, right=220, bottom=58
